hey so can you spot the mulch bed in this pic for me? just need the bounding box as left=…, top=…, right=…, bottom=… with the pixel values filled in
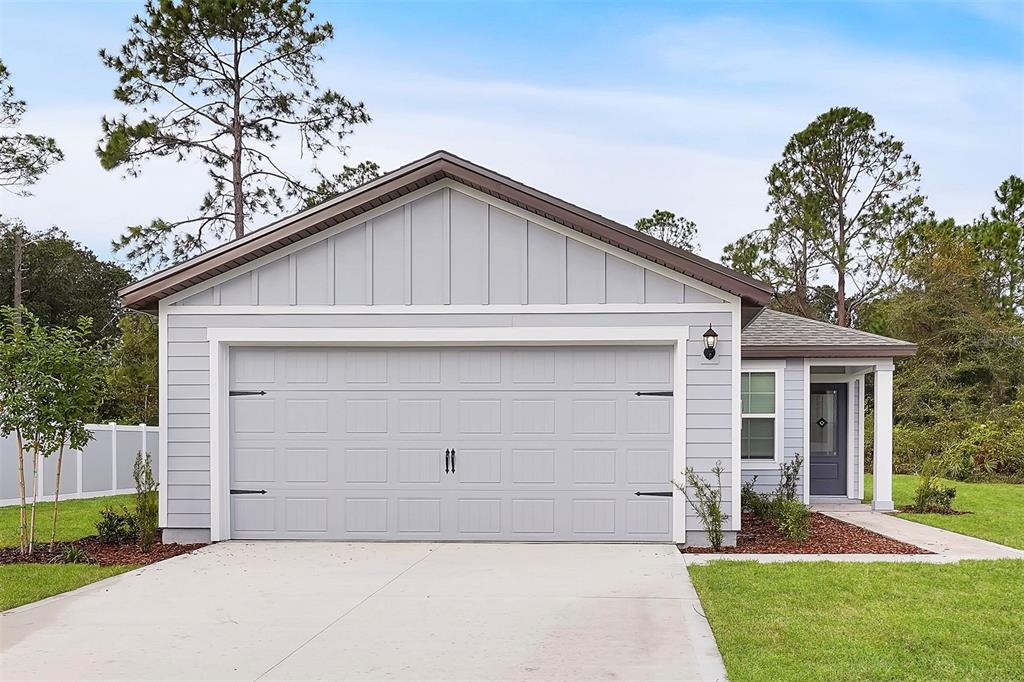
left=680, top=512, right=930, bottom=554
left=0, top=534, right=203, bottom=566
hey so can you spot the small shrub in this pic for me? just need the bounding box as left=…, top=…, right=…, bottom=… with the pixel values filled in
left=913, top=457, right=957, bottom=513
left=741, top=477, right=759, bottom=512
left=776, top=453, right=803, bottom=501
left=771, top=498, right=812, bottom=541
left=51, top=544, right=92, bottom=564
left=675, top=462, right=729, bottom=551
left=96, top=505, right=139, bottom=544
left=134, top=451, right=159, bottom=550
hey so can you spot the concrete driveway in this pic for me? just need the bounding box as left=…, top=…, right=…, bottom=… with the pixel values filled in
left=1, top=543, right=724, bottom=681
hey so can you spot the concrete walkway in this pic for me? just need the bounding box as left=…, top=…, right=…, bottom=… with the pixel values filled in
left=1, top=542, right=726, bottom=681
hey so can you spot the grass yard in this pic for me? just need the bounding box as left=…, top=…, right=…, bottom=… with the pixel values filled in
left=867, top=474, right=1024, bottom=549
left=1, top=495, right=136, bottom=610
left=690, top=560, right=1024, bottom=681
left=0, top=494, right=134, bottom=548
left=0, top=564, right=134, bottom=611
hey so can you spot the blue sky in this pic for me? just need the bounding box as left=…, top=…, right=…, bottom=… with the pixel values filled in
left=1, top=0, right=1022, bottom=264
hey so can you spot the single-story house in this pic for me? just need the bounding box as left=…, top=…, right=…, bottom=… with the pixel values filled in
left=120, top=151, right=916, bottom=546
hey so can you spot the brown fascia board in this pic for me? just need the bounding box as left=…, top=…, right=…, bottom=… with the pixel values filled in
left=742, top=344, right=918, bottom=358
left=120, top=151, right=774, bottom=311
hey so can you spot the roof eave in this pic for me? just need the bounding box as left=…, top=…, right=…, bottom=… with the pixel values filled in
left=741, top=344, right=918, bottom=358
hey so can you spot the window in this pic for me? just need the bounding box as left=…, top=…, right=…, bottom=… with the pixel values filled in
left=741, top=368, right=781, bottom=463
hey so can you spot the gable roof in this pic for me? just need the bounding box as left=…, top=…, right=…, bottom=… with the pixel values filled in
left=742, top=308, right=917, bottom=358
left=120, top=151, right=773, bottom=311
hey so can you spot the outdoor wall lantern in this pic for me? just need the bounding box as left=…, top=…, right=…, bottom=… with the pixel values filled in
left=702, top=324, right=719, bottom=360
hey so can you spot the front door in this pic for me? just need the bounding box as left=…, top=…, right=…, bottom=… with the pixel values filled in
left=809, top=383, right=847, bottom=496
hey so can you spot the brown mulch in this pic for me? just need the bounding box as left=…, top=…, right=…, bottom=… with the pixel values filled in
left=0, top=535, right=203, bottom=566
left=680, top=512, right=930, bottom=554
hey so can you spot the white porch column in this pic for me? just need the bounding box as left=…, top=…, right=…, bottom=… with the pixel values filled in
left=872, top=368, right=895, bottom=511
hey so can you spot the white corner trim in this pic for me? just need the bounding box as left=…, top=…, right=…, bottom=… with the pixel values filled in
left=802, top=359, right=811, bottom=504
left=158, top=301, right=169, bottom=528
left=673, top=331, right=688, bottom=543
left=206, top=325, right=690, bottom=542
left=730, top=302, right=742, bottom=530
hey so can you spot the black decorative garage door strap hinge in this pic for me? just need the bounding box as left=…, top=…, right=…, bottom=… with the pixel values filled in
left=229, top=390, right=267, bottom=396
left=230, top=489, right=267, bottom=495
left=634, top=491, right=673, bottom=497
left=634, top=390, right=673, bottom=397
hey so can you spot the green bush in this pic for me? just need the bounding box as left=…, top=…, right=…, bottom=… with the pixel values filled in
left=675, top=462, right=729, bottom=551
left=772, top=498, right=812, bottom=541
left=776, top=453, right=803, bottom=501
left=939, top=402, right=1024, bottom=482
left=913, top=458, right=957, bottom=512
left=96, top=505, right=138, bottom=544
left=134, top=452, right=159, bottom=550
left=51, top=544, right=92, bottom=564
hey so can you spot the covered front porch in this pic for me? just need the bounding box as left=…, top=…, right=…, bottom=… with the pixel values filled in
left=804, top=360, right=895, bottom=511
left=741, top=308, right=917, bottom=512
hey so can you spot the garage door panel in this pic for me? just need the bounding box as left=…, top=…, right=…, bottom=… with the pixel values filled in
left=230, top=346, right=674, bottom=540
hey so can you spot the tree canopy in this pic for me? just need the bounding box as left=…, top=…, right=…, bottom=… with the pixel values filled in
left=724, top=107, right=926, bottom=326
left=0, top=59, right=63, bottom=195
left=634, top=210, right=700, bottom=252
left=98, top=0, right=373, bottom=270
left=0, top=227, right=132, bottom=339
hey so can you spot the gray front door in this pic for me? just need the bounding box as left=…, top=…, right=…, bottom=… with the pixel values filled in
left=809, top=383, right=847, bottom=495
left=228, top=346, right=674, bottom=541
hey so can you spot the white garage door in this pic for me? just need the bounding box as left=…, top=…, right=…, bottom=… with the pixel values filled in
left=229, top=346, right=674, bottom=541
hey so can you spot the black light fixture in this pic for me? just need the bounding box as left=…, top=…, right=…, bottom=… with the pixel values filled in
left=702, top=323, right=719, bottom=360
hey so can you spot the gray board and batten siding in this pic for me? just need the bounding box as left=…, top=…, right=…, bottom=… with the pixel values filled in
left=162, top=186, right=737, bottom=543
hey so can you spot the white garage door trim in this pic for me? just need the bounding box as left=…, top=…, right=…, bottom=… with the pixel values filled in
left=207, top=326, right=689, bottom=542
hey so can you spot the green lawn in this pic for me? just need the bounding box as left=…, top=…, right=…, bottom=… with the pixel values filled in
left=1, top=495, right=136, bottom=611
left=690, top=560, right=1024, bottom=681
left=0, top=563, right=134, bottom=611
left=0, top=494, right=134, bottom=548
left=866, top=474, right=1024, bottom=549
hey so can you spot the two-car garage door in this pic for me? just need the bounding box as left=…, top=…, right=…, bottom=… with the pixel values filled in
left=229, top=346, right=674, bottom=541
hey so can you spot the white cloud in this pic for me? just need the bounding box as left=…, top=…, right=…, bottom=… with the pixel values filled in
left=3, top=14, right=1019, bottom=268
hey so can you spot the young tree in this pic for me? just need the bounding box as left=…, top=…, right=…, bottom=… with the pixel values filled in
left=634, top=210, right=700, bottom=252
left=98, top=0, right=373, bottom=270
left=0, top=59, right=63, bottom=195
left=40, top=319, right=107, bottom=550
left=0, top=307, right=56, bottom=553
left=765, top=107, right=926, bottom=326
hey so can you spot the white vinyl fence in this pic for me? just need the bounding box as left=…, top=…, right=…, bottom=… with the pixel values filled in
left=0, top=423, right=160, bottom=507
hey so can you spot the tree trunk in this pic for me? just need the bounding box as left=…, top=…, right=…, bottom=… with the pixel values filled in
left=16, top=430, right=27, bottom=555
left=836, top=264, right=848, bottom=327
left=12, top=228, right=23, bottom=307
left=231, top=39, right=244, bottom=240
left=50, top=440, right=66, bottom=551
left=28, top=440, right=39, bottom=554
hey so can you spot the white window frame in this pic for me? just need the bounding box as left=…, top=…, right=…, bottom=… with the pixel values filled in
left=740, top=360, right=785, bottom=469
